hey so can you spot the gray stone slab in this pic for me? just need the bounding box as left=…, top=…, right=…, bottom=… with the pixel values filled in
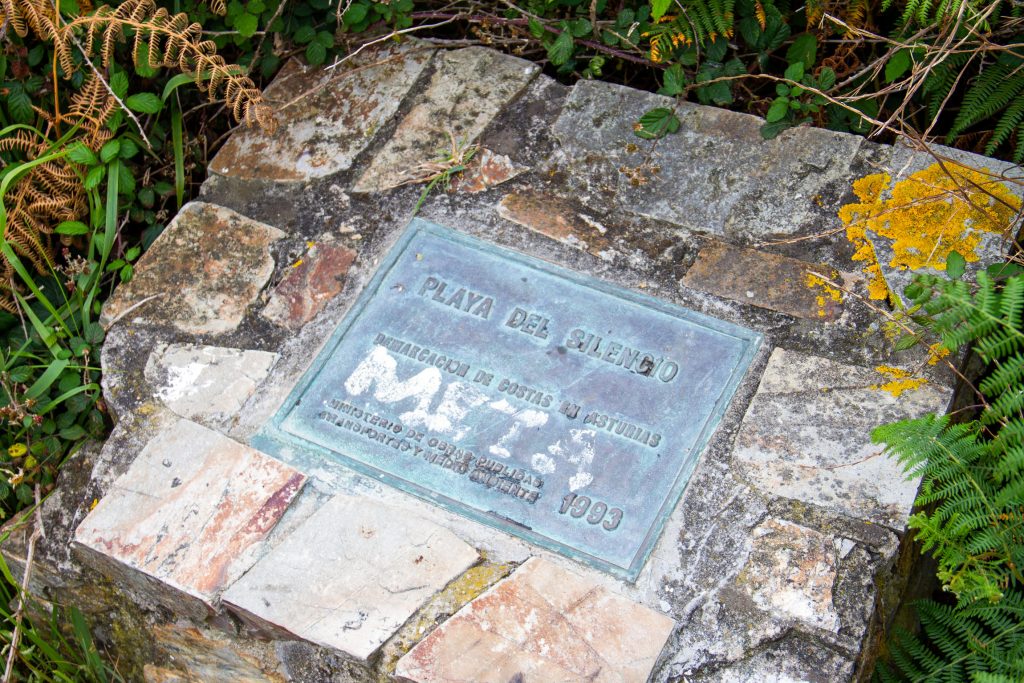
left=353, top=47, right=538, bottom=192
left=209, top=45, right=434, bottom=182
left=548, top=80, right=865, bottom=239
left=732, top=348, right=950, bottom=530
left=859, top=140, right=1022, bottom=302
left=222, top=495, right=478, bottom=662
left=100, top=202, right=285, bottom=334
left=145, top=344, right=278, bottom=429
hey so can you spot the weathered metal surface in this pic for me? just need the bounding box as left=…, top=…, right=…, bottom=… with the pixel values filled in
left=255, top=220, right=761, bottom=580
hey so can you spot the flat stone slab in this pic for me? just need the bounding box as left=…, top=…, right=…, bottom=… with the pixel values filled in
left=209, top=45, right=433, bottom=182
left=100, top=202, right=284, bottom=334
left=395, top=557, right=675, bottom=682
left=738, top=519, right=840, bottom=632
left=732, top=348, right=950, bottom=529
left=353, top=47, right=538, bottom=192
left=549, top=80, right=864, bottom=238
left=75, top=418, right=305, bottom=611
left=222, top=495, right=478, bottom=662
left=262, top=241, right=357, bottom=329
left=683, top=242, right=844, bottom=320
left=145, top=344, right=278, bottom=426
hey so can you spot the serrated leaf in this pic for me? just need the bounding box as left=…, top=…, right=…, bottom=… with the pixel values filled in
left=569, top=19, right=591, bottom=37
left=134, top=42, right=159, bottom=78
left=706, top=37, right=728, bottom=62
left=547, top=31, right=574, bottom=66
left=528, top=18, right=546, bottom=39
left=7, top=86, right=33, bottom=123
left=293, top=24, right=316, bottom=43
left=126, top=92, right=162, bottom=114
left=659, top=64, right=687, bottom=96
left=634, top=107, right=681, bottom=140
left=316, top=30, right=334, bottom=47
left=110, top=71, right=129, bottom=99
left=305, top=41, right=327, bottom=66
left=342, top=2, right=368, bottom=26
left=784, top=61, right=804, bottom=82
left=100, top=140, right=121, bottom=163
left=885, top=49, right=912, bottom=84
left=776, top=82, right=790, bottom=96
left=766, top=98, right=790, bottom=122
left=817, top=67, right=836, bottom=90
left=894, top=334, right=922, bottom=351
left=234, top=12, right=259, bottom=37
left=67, top=142, right=98, bottom=166
left=118, top=138, right=139, bottom=159
left=84, top=322, right=105, bottom=345
left=760, top=118, right=792, bottom=139
left=787, top=33, right=817, bottom=69
left=945, top=250, right=966, bottom=279
left=84, top=165, right=105, bottom=190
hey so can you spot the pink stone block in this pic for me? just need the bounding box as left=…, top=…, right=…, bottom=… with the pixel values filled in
left=262, top=242, right=356, bottom=329
left=75, top=418, right=305, bottom=611
left=396, top=557, right=675, bottom=683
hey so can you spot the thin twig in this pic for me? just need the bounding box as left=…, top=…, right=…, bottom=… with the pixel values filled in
left=2, top=485, right=44, bottom=683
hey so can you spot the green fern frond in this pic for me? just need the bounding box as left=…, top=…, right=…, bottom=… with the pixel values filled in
left=880, top=591, right=1024, bottom=681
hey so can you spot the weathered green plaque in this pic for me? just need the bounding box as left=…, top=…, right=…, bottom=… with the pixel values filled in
left=255, top=219, right=761, bottom=580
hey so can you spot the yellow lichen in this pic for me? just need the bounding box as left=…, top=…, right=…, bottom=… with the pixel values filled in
left=838, top=164, right=1022, bottom=300
left=872, top=365, right=928, bottom=397
left=927, top=343, right=951, bottom=365
left=805, top=272, right=843, bottom=316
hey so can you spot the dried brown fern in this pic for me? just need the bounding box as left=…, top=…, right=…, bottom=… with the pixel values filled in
left=0, top=0, right=274, bottom=311
left=0, top=76, right=117, bottom=313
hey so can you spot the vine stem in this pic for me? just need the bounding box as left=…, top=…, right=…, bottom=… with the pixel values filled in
left=408, top=10, right=662, bottom=67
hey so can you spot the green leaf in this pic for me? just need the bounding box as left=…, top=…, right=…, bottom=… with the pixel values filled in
left=894, top=333, right=922, bottom=351
left=701, top=81, right=732, bottom=106
left=706, top=37, right=728, bottom=62
left=56, top=221, right=90, bottom=236
left=126, top=93, right=163, bottom=114
left=84, top=165, right=105, bottom=190
left=945, top=251, right=966, bottom=279
left=134, top=42, right=159, bottom=78
left=293, top=24, right=316, bottom=43
left=569, top=19, right=591, bottom=37
left=305, top=41, right=327, bottom=66
left=7, top=86, right=33, bottom=123
left=118, top=138, right=139, bottom=159
left=67, top=142, right=98, bottom=166
left=985, top=262, right=1024, bottom=279
left=99, top=140, right=120, bottom=163
left=634, top=107, right=681, bottom=140
left=315, top=30, right=335, bottom=47
left=234, top=12, right=259, bottom=37
left=110, top=71, right=129, bottom=99
left=651, top=0, right=672, bottom=21
left=24, top=358, right=69, bottom=401
left=547, top=31, right=575, bottom=66
left=60, top=424, right=87, bottom=441
left=776, top=82, right=790, bottom=97
left=817, top=67, right=836, bottom=90
left=760, top=119, right=792, bottom=139
left=786, top=33, right=817, bottom=69
left=766, top=98, right=790, bottom=123
left=342, top=2, right=368, bottom=26
left=659, top=64, right=687, bottom=96
left=784, top=61, right=804, bottom=82
left=885, top=49, right=912, bottom=83
left=528, top=18, right=546, bottom=39
left=84, top=322, right=105, bottom=345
